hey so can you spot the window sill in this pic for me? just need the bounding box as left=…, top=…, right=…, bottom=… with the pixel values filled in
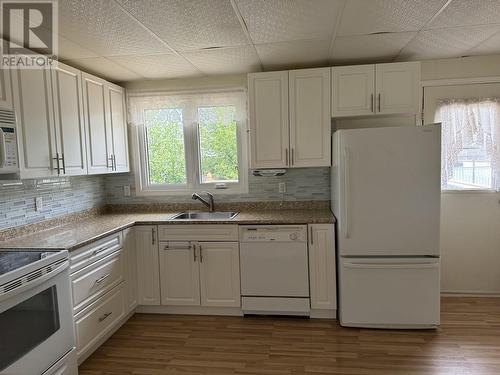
left=135, top=186, right=248, bottom=197
left=441, top=189, right=499, bottom=194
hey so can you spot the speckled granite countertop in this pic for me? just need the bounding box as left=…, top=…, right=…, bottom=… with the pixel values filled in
left=0, top=207, right=334, bottom=251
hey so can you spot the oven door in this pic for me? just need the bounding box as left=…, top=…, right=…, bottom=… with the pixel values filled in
left=0, top=260, right=75, bottom=375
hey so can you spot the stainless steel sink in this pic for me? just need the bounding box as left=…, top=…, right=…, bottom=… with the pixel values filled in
left=170, top=211, right=238, bottom=220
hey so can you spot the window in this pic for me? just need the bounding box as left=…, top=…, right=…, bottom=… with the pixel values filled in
left=129, top=90, right=247, bottom=195
left=436, top=98, right=500, bottom=191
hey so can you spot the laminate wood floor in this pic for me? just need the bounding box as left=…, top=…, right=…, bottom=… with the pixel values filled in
left=79, top=298, right=500, bottom=375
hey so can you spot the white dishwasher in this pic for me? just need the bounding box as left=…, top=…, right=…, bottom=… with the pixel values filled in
left=239, top=225, right=310, bottom=316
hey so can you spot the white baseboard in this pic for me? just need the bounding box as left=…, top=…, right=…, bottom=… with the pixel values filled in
left=441, top=290, right=500, bottom=297
left=136, top=305, right=244, bottom=316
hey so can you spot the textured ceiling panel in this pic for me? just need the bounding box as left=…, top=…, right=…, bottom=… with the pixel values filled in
left=468, top=30, right=500, bottom=56
left=108, top=53, right=201, bottom=79
left=255, top=39, right=330, bottom=70
left=397, top=25, right=500, bottom=61
left=338, top=0, right=448, bottom=36
left=59, top=0, right=171, bottom=56
left=183, top=46, right=262, bottom=75
left=64, top=57, right=143, bottom=82
left=426, top=0, right=500, bottom=29
left=234, top=0, right=344, bottom=44
left=116, top=0, right=248, bottom=51
left=331, top=32, right=416, bottom=65
left=57, top=36, right=100, bottom=60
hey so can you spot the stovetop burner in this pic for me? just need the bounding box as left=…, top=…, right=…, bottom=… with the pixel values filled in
left=0, top=250, right=57, bottom=276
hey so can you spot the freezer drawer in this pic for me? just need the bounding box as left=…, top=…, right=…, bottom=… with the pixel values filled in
left=339, top=257, right=440, bottom=328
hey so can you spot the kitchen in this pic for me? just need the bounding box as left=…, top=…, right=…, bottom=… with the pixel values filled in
left=1, top=1, right=500, bottom=374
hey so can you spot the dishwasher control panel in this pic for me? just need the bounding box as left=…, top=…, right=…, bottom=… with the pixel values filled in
left=239, top=225, right=307, bottom=242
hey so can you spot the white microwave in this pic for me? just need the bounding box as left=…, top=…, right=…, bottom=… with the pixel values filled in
left=0, top=109, right=19, bottom=174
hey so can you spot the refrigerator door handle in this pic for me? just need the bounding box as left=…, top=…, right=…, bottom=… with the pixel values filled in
left=343, top=147, right=350, bottom=238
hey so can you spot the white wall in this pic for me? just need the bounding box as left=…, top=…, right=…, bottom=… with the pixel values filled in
left=421, top=54, right=500, bottom=295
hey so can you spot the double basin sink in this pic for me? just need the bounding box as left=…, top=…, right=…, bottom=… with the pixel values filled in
left=170, top=211, right=238, bottom=220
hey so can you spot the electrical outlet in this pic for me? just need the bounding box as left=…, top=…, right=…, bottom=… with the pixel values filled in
left=278, top=182, right=286, bottom=193
left=123, top=185, right=131, bottom=197
left=35, top=197, right=43, bottom=212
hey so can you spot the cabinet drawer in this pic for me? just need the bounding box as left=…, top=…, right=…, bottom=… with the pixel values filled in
left=158, top=225, right=238, bottom=241
left=74, top=286, right=125, bottom=359
left=70, top=232, right=122, bottom=274
left=71, top=251, right=123, bottom=313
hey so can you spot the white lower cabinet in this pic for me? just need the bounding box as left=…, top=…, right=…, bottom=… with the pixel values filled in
left=308, top=224, right=337, bottom=311
left=135, top=225, right=161, bottom=305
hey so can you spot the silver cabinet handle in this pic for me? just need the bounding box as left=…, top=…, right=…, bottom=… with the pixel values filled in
left=98, top=312, right=112, bottom=322
left=378, top=93, right=381, bottom=112
left=164, top=244, right=192, bottom=250
left=199, top=245, right=203, bottom=263
left=112, top=154, right=117, bottom=171
left=151, top=228, right=156, bottom=245
left=291, top=148, right=294, bottom=166
left=53, top=152, right=61, bottom=174
left=94, top=273, right=110, bottom=286
left=107, top=155, right=114, bottom=169
left=310, top=227, right=313, bottom=245
left=371, top=94, right=374, bottom=112
left=285, top=148, right=289, bottom=166
left=61, top=153, right=66, bottom=174
left=92, top=246, right=107, bottom=256
left=193, top=243, right=197, bottom=262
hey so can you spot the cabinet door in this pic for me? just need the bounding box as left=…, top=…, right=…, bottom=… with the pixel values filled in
left=332, top=65, right=375, bottom=117
left=12, top=68, right=57, bottom=178
left=135, top=226, right=160, bottom=305
left=289, top=68, right=331, bottom=167
left=123, top=227, right=138, bottom=313
left=159, top=242, right=200, bottom=306
left=51, top=62, right=87, bottom=176
left=106, top=83, right=129, bottom=173
left=308, top=224, right=336, bottom=310
left=248, top=71, right=289, bottom=168
left=199, top=242, right=240, bottom=307
left=82, top=72, right=112, bottom=174
left=0, top=69, right=13, bottom=109
left=375, top=62, right=420, bottom=115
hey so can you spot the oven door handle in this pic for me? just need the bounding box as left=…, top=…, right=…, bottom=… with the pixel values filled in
left=0, top=260, right=69, bottom=303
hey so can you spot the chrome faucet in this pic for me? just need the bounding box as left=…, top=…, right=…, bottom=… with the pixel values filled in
left=192, top=191, right=215, bottom=212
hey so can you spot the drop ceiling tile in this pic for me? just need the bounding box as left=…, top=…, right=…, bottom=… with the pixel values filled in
left=426, top=0, right=500, bottom=29
left=397, top=25, right=500, bottom=61
left=57, top=36, right=99, bottom=60
left=183, top=46, right=261, bottom=75
left=331, top=32, right=416, bottom=65
left=116, top=0, right=248, bottom=51
left=338, top=0, right=449, bottom=36
left=108, top=54, right=202, bottom=79
left=468, top=30, right=500, bottom=56
left=255, top=39, right=330, bottom=70
left=234, top=0, right=344, bottom=44
left=64, top=57, right=142, bottom=82
left=58, top=0, right=171, bottom=57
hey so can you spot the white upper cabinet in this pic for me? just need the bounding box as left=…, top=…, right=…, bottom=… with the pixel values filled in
left=0, top=69, right=13, bottom=110
left=248, top=71, right=289, bottom=169
left=375, top=62, right=420, bottom=115
left=106, top=83, right=129, bottom=173
left=51, top=62, right=88, bottom=176
left=248, top=69, right=331, bottom=169
left=82, top=72, right=112, bottom=175
left=331, top=61, right=420, bottom=118
left=332, top=65, right=375, bottom=117
left=12, top=68, right=57, bottom=179
left=289, top=68, right=331, bottom=168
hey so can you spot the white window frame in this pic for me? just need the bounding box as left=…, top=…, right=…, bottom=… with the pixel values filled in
left=130, top=89, right=248, bottom=196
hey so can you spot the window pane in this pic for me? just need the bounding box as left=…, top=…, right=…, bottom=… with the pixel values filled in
left=198, top=106, right=238, bottom=183
left=144, top=108, right=186, bottom=185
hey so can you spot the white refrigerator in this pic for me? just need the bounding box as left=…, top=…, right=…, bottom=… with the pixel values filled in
left=331, top=125, right=441, bottom=329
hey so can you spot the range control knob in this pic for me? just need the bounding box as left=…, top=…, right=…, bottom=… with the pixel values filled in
left=289, top=232, right=299, bottom=241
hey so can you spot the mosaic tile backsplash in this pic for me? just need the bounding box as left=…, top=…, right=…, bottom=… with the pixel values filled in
left=104, top=168, right=330, bottom=204
left=0, top=168, right=330, bottom=231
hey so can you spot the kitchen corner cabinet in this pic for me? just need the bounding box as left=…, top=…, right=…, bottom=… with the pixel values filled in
left=248, top=68, right=331, bottom=169
left=122, top=227, right=138, bottom=312
left=135, top=225, right=161, bottom=305
left=332, top=61, right=420, bottom=117
left=0, top=69, right=13, bottom=109
left=308, top=224, right=336, bottom=310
